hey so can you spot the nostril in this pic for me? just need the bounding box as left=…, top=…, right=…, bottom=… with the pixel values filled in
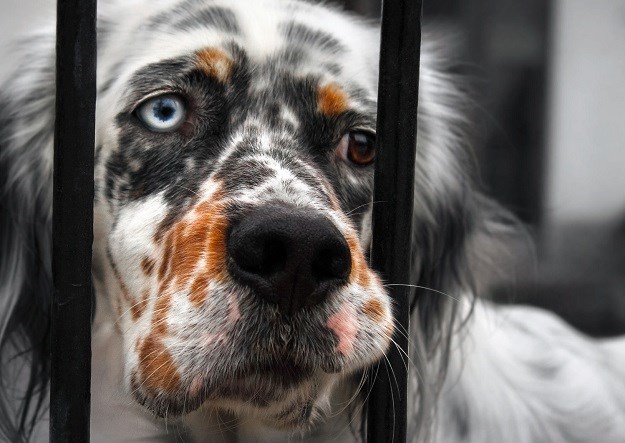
left=260, top=237, right=288, bottom=275
left=312, top=245, right=351, bottom=283
left=230, top=232, right=288, bottom=276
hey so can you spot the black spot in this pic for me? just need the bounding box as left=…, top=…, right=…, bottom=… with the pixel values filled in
left=105, top=54, right=234, bottom=209
left=172, top=6, right=240, bottom=34
left=124, top=58, right=194, bottom=106
left=147, top=0, right=196, bottom=28
left=280, top=22, right=346, bottom=54
left=271, top=47, right=307, bottom=67
left=322, top=63, right=342, bottom=76
left=215, top=157, right=275, bottom=194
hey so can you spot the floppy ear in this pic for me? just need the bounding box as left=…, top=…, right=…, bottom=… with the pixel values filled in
left=0, top=3, right=134, bottom=436
left=408, top=38, right=478, bottom=350
left=0, top=28, right=56, bottom=441
left=401, top=34, right=525, bottom=441
left=409, top=38, right=525, bottom=353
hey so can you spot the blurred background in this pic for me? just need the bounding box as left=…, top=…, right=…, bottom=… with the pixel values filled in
left=343, top=0, right=625, bottom=337
left=2, top=0, right=624, bottom=336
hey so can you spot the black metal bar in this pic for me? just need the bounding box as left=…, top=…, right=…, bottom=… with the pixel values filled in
left=367, top=0, right=423, bottom=441
left=50, top=0, right=97, bottom=440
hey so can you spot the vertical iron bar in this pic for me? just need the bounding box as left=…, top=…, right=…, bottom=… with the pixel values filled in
left=367, top=0, right=423, bottom=441
left=50, top=0, right=97, bottom=440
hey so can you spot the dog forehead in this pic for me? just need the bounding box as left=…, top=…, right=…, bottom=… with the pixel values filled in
left=99, top=0, right=379, bottom=98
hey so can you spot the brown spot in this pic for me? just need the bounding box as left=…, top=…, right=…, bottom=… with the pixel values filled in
left=155, top=186, right=227, bottom=309
left=346, top=235, right=370, bottom=287
left=168, top=220, right=205, bottom=289
left=152, top=292, right=171, bottom=336
left=141, top=257, right=156, bottom=276
left=158, top=232, right=174, bottom=281
left=204, top=212, right=229, bottom=282
left=131, top=289, right=151, bottom=321
left=318, top=83, right=349, bottom=116
left=108, top=256, right=142, bottom=321
left=107, top=251, right=132, bottom=303
left=358, top=270, right=371, bottom=287
left=320, top=177, right=343, bottom=212
left=189, top=275, right=210, bottom=308
left=362, top=298, right=385, bottom=324
left=153, top=210, right=181, bottom=245
left=138, top=336, right=181, bottom=394
left=118, top=276, right=132, bottom=304
left=328, top=193, right=342, bottom=212
left=195, top=200, right=214, bottom=215
left=196, top=47, right=233, bottom=83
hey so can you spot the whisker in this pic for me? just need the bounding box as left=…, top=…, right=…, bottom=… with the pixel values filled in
left=382, top=354, right=397, bottom=443
left=383, top=332, right=414, bottom=374
left=328, top=370, right=370, bottom=440
left=383, top=283, right=462, bottom=303
left=344, top=200, right=387, bottom=216
left=171, top=183, right=201, bottom=197
left=329, top=371, right=368, bottom=418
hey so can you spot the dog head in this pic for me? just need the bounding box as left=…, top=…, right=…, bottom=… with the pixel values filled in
left=93, top=0, right=395, bottom=428
left=0, top=0, right=483, bottom=439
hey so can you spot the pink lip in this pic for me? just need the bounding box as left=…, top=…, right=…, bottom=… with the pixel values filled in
left=326, top=302, right=358, bottom=356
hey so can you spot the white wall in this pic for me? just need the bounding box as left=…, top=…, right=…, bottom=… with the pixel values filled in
left=546, top=0, right=625, bottom=223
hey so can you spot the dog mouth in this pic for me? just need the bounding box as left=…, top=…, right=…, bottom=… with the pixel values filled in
left=130, top=268, right=391, bottom=420
left=244, top=358, right=314, bottom=386
left=133, top=361, right=312, bottom=416
left=141, top=360, right=320, bottom=418
left=210, top=358, right=315, bottom=403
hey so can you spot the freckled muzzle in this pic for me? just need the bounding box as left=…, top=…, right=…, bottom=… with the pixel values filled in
left=129, top=191, right=391, bottom=421
left=227, top=203, right=352, bottom=316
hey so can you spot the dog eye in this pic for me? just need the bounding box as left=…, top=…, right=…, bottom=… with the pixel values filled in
left=337, top=131, right=376, bottom=166
left=136, top=94, right=186, bottom=132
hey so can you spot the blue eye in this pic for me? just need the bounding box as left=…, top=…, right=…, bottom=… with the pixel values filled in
left=137, top=94, right=186, bottom=132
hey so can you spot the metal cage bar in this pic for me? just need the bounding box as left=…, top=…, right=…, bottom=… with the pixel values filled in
left=50, top=0, right=97, bottom=440
left=367, top=0, right=423, bottom=441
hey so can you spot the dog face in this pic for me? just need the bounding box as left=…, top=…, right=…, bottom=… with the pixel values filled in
left=92, top=0, right=393, bottom=428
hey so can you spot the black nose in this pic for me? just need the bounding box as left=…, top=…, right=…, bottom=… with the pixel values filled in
left=227, top=204, right=351, bottom=315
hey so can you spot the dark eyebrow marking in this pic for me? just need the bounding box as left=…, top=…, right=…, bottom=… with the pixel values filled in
left=148, top=2, right=192, bottom=28
left=172, top=6, right=240, bottom=34
left=280, top=22, right=346, bottom=54
left=120, top=58, right=193, bottom=109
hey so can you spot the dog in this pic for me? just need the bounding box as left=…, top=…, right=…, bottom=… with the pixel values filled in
left=1, top=0, right=625, bottom=441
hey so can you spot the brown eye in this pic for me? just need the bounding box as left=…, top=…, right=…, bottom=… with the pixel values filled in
left=337, top=131, right=376, bottom=166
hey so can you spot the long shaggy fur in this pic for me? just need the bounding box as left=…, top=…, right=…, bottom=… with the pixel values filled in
left=1, top=1, right=624, bottom=442
left=0, top=29, right=55, bottom=442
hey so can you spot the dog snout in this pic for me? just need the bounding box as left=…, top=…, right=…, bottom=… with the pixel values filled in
left=227, top=204, right=351, bottom=315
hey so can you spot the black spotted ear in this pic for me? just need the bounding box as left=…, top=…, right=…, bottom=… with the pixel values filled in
left=0, top=29, right=56, bottom=441
left=410, top=184, right=475, bottom=341
left=399, top=34, right=528, bottom=439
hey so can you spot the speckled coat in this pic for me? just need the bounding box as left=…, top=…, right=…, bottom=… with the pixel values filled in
left=1, top=1, right=625, bottom=442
